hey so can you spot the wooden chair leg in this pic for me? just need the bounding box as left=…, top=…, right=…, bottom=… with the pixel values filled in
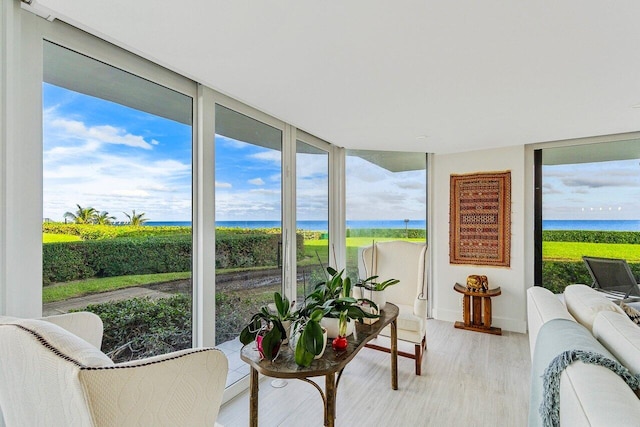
left=414, top=335, right=426, bottom=376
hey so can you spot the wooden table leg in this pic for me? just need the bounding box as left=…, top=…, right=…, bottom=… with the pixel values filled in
left=249, top=367, right=259, bottom=427
left=472, top=295, right=482, bottom=326
left=483, top=296, right=492, bottom=328
left=391, top=319, right=398, bottom=390
left=325, top=372, right=336, bottom=427
left=463, top=294, right=471, bottom=325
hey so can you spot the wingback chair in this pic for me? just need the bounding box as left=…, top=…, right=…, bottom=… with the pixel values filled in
left=359, top=241, right=428, bottom=375
left=0, top=312, right=228, bottom=427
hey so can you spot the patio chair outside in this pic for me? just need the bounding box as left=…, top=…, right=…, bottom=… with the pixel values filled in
left=582, top=256, right=640, bottom=301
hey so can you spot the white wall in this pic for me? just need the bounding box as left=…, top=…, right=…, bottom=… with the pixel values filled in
left=432, top=145, right=528, bottom=333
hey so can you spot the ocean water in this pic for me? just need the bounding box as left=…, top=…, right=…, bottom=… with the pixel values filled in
left=543, top=220, right=640, bottom=232
left=145, top=219, right=426, bottom=231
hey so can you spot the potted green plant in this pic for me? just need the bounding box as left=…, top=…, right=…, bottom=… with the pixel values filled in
left=291, top=307, right=330, bottom=367
left=239, top=292, right=296, bottom=361
left=304, top=267, right=380, bottom=339
left=355, top=275, right=400, bottom=309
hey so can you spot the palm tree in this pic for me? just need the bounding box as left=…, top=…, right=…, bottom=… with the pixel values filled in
left=123, top=210, right=148, bottom=226
left=96, top=211, right=116, bottom=225
left=64, top=204, right=98, bottom=224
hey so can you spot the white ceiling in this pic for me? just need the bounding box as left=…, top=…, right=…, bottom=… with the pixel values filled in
left=30, top=0, right=640, bottom=154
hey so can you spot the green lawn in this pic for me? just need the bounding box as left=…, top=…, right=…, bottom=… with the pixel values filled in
left=543, top=241, right=640, bottom=262
left=43, top=271, right=191, bottom=303
left=43, top=233, right=81, bottom=243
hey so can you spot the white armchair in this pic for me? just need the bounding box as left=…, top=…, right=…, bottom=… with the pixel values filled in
left=0, top=312, right=228, bottom=427
left=359, top=241, right=428, bottom=375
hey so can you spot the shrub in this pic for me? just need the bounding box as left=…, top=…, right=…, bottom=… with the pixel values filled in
left=43, top=230, right=304, bottom=284
left=43, top=235, right=192, bottom=285
left=543, top=230, right=640, bottom=244
left=42, top=243, right=95, bottom=283
left=43, top=223, right=190, bottom=240
left=78, top=289, right=277, bottom=361
left=77, top=294, right=192, bottom=363
left=542, top=260, right=640, bottom=294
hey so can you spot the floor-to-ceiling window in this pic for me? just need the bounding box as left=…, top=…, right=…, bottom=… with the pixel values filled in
left=536, top=138, right=640, bottom=292
left=296, top=137, right=330, bottom=305
left=214, top=103, right=283, bottom=386
left=345, top=150, right=427, bottom=281
left=42, top=41, right=195, bottom=362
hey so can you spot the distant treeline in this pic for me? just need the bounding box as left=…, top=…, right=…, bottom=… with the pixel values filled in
left=543, top=230, right=640, bottom=244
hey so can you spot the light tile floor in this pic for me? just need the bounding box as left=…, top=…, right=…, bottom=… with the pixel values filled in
left=217, top=337, right=249, bottom=387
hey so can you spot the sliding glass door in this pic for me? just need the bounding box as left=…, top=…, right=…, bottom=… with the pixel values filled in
left=42, top=41, right=194, bottom=362
left=214, top=104, right=283, bottom=386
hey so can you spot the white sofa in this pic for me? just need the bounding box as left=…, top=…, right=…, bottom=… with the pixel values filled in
left=0, top=312, right=228, bottom=427
left=527, top=285, right=640, bottom=426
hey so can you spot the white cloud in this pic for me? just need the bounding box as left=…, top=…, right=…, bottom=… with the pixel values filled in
left=50, top=117, right=157, bottom=150
left=43, top=110, right=191, bottom=222
left=248, top=178, right=265, bottom=186
left=251, top=151, right=281, bottom=163
left=215, top=181, right=232, bottom=188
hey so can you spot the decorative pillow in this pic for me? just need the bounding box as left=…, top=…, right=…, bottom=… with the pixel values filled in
left=619, top=301, right=640, bottom=326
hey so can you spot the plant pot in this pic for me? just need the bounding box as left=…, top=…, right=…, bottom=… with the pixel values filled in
left=366, top=290, right=386, bottom=310
left=314, top=327, right=328, bottom=359
left=321, top=317, right=355, bottom=339
left=282, top=319, right=292, bottom=345
left=255, top=329, right=281, bottom=361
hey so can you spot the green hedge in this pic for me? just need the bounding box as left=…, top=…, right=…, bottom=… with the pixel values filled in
left=43, top=232, right=304, bottom=284
left=43, top=236, right=192, bottom=285
left=43, top=223, right=190, bottom=240
left=542, top=260, right=640, bottom=294
left=543, top=230, right=640, bottom=244
left=346, top=228, right=426, bottom=238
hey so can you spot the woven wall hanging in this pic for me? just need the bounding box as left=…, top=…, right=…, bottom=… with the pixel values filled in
left=450, top=171, right=511, bottom=267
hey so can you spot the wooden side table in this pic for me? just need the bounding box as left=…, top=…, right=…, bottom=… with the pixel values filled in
left=453, top=283, right=502, bottom=335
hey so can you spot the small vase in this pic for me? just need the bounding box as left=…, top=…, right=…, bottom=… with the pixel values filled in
left=368, top=289, right=386, bottom=310
left=320, top=317, right=355, bottom=338
left=314, top=327, right=328, bottom=359
left=255, top=330, right=281, bottom=361
left=282, top=320, right=292, bottom=345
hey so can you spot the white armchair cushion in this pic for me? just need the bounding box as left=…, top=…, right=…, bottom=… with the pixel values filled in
left=564, top=284, right=625, bottom=332
left=38, top=312, right=104, bottom=349
left=378, top=303, right=426, bottom=344
left=80, top=348, right=227, bottom=426
left=14, top=319, right=112, bottom=368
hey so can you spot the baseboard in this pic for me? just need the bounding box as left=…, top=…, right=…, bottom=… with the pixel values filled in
left=434, top=307, right=527, bottom=334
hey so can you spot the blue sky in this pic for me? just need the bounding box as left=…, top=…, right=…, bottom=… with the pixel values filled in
left=42, top=82, right=424, bottom=223
left=43, top=83, right=192, bottom=222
